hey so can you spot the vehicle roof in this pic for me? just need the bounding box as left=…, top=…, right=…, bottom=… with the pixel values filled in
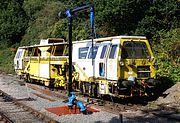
left=18, top=36, right=147, bottom=49
left=73, top=36, right=147, bottom=44
left=18, top=42, right=68, bottom=49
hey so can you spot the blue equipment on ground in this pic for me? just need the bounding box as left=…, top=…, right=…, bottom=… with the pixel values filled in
left=67, top=92, right=76, bottom=108
left=67, top=92, right=87, bottom=114
left=77, top=101, right=86, bottom=112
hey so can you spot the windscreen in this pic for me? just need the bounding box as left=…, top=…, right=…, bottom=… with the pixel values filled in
left=121, top=41, right=150, bottom=59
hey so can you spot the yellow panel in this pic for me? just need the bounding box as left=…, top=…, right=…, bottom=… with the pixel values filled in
left=29, top=63, right=39, bottom=76
left=118, top=38, right=156, bottom=80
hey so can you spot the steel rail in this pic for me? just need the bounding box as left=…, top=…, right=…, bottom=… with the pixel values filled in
left=0, top=89, right=59, bottom=123
left=0, top=112, right=14, bottom=123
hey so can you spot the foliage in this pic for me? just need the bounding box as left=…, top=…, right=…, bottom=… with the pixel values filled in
left=135, top=0, right=179, bottom=39
left=0, top=0, right=28, bottom=46
left=153, top=28, right=180, bottom=82
left=0, top=49, right=15, bottom=73
left=0, top=0, right=179, bottom=82
left=94, top=0, right=152, bottom=36
left=23, top=0, right=48, bottom=20
left=21, top=0, right=65, bottom=45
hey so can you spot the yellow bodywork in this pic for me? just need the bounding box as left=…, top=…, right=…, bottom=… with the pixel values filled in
left=118, top=38, right=156, bottom=81
left=23, top=40, right=69, bottom=87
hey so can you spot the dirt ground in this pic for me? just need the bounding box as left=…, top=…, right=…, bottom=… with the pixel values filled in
left=143, top=82, right=180, bottom=122
left=156, top=82, right=180, bottom=105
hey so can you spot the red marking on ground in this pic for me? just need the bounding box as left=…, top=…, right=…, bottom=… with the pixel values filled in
left=45, top=106, right=99, bottom=116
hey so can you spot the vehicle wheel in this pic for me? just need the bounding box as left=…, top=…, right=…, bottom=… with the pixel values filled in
left=80, top=82, right=84, bottom=94
left=91, top=83, right=98, bottom=97
left=19, top=75, right=22, bottom=80
left=25, top=74, right=31, bottom=83
left=85, top=82, right=90, bottom=94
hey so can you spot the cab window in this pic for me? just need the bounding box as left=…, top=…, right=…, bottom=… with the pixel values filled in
left=100, top=45, right=107, bottom=59
left=79, top=47, right=89, bottom=59
left=121, top=41, right=150, bottom=59
left=109, top=45, right=117, bottom=59
left=88, top=46, right=99, bottom=59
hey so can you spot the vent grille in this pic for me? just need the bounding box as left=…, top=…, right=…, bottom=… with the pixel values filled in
left=137, top=66, right=150, bottom=71
left=137, top=66, right=150, bottom=78
left=137, top=72, right=150, bottom=78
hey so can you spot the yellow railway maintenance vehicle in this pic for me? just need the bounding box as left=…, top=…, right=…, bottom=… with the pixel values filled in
left=14, top=36, right=157, bottom=97
left=14, top=38, right=74, bottom=87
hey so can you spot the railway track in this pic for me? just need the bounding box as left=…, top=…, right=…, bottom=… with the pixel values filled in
left=0, top=112, right=13, bottom=123
left=26, top=83, right=143, bottom=115
left=0, top=90, right=58, bottom=123
left=26, top=83, right=180, bottom=122
left=1, top=76, right=179, bottom=123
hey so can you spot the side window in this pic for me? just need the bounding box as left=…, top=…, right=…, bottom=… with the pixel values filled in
left=88, top=46, right=99, bottom=59
left=100, top=45, right=107, bottom=59
left=16, top=51, right=22, bottom=59
left=28, top=48, right=33, bottom=56
left=33, top=48, right=41, bottom=56
left=79, top=47, right=89, bottom=59
left=109, top=45, right=118, bottom=59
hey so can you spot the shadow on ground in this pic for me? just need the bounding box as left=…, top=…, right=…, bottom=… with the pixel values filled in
left=94, top=109, right=179, bottom=123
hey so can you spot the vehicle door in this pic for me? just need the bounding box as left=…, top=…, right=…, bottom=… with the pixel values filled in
left=14, top=48, right=25, bottom=70
left=107, top=41, right=119, bottom=80
left=96, top=41, right=110, bottom=79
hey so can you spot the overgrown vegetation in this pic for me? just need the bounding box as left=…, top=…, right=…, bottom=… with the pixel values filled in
left=0, top=0, right=179, bottom=82
left=153, top=28, right=180, bottom=82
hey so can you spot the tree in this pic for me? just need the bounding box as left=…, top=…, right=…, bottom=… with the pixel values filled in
left=0, top=0, right=28, bottom=46
left=94, top=0, right=152, bottom=37
left=135, top=0, right=179, bottom=39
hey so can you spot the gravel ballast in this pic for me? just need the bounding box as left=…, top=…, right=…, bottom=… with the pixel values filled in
left=0, top=74, right=121, bottom=123
left=0, top=74, right=179, bottom=123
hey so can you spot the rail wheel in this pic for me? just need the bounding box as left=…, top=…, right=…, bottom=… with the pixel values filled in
left=72, top=80, right=79, bottom=91
left=19, top=75, right=22, bottom=80
left=90, top=83, right=98, bottom=97
left=80, top=82, right=85, bottom=94
left=25, top=74, right=32, bottom=83
left=85, top=82, right=90, bottom=95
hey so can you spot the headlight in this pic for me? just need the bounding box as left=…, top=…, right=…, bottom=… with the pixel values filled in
left=148, top=56, right=154, bottom=62
left=120, top=61, right=124, bottom=66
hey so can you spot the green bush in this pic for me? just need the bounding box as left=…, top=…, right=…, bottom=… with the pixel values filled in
left=0, top=49, right=15, bottom=73
left=153, top=28, right=180, bottom=82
